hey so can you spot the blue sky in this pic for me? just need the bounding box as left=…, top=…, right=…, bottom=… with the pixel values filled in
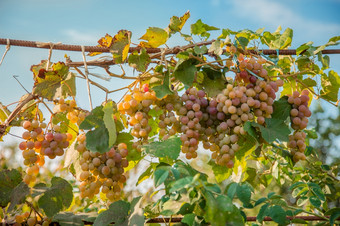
left=0, top=0, right=339, bottom=109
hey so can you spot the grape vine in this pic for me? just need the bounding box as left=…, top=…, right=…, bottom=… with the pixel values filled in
left=0, top=12, right=339, bottom=226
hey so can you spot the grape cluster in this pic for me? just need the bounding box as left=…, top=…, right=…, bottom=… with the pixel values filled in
left=288, top=90, right=311, bottom=130
left=237, top=55, right=268, bottom=83
left=178, top=87, right=208, bottom=159
left=19, top=120, right=46, bottom=167
left=54, top=98, right=87, bottom=125
left=76, top=134, right=129, bottom=201
left=288, top=131, right=307, bottom=162
left=118, top=84, right=156, bottom=151
left=19, top=120, right=72, bottom=184
left=287, top=90, right=311, bottom=161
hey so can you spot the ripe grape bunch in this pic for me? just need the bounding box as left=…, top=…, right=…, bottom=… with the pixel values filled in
left=76, top=134, right=129, bottom=201
left=287, top=90, right=312, bottom=161
left=19, top=120, right=72, bottom=184
left=54, top=98, right=87, bottom=125
left=118, top=84, right=157, bottom=151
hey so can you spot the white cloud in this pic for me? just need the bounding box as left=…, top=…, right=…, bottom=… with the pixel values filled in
left=229, top=0, right=340, bottom=43
left=62, top=29, right=99, bottom=44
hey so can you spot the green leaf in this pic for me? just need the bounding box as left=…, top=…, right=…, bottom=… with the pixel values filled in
left=0, top=169, right=22, bottom=208
left=289, top=182, right=307, bottom=190
left=226, top=182, right=238, bottom=199
left=329, top=208, right=340, bottom=226
left=169, top=176, right=193, bottom=193
left=302, top=78, right=317, bottom=87
left=103, top=101, right=117, bottom=148
left=236, top=183, right=252, bottom=206
left=236, top=37, right=249, bottom=49
left=199, top=67, right=226, bottom=97
left=243, top=121, right=257, bottom=140
left=152, top=71, right=173, bottom=99
left=119, top=197, right=145, bottom=226
left=153, top=164, right=171, bottom=187
left=140, top=27, right=168, bottom=48
left=210, top=161, right=232, bottom=183
left=271, top=96, right=292, bottom=121
left=191, top=19, right=219, bottom=39
left=116, top=132, right=133, bottom=146
left=182, top=213, right=195, bottom=226
left=320, top=70, right=340, bottom=102
left=174, top=58, right=198, bottom=87
left=251, top=118, right=290, bottom=143
left=79, top=106, right=111, bottom=153
left=53, top=212, right=86, bottom=226
left=297, top=196, right=309, bottom=206
left=309, top=196, right=321, bottom=208
left=79, top=106, right=104, bottom=130
left=292, top=186, right=309, bottom=198
left=267, top=205, right=287, bottom=225
left=216, top=195, right=233, bottom=212
left=262, top=27, right=293, bottom=49
left=142, top=136, right=181, bottom=160
left=235, top=134, right=257, bottom=160
left=93, top=200, right=130, bottom=226
left=85, top=125, right=110, bottom=153
left=7, top=182, right=30, bottom=212
left=311, top=187, right=326, bottom=202
left=38, top=177, right=73, bottom=218
left=167, top=11, right=190, bottom=35
left=110, top=30, right=131, bottom=63
left=257, top=203, right=269, bottom=223
left=255, top=197, right=267, bottom=206
left=128, top=49, right=151, bottom=72
left=194, top=45, right=208, bottom=55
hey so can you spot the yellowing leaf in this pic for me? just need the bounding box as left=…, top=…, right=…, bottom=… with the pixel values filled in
left=88, top=34, right=113, bottom=56
left=139, top=27, right=168, bottom=48
left=110, top=30, right=131, bottom=63
left=167, top=11, right=190, bottom=35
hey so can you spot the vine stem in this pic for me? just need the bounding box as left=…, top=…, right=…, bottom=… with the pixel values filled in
left=25, top=201, right=43, bottom=221
left=286, top=205, right=329, bottom=221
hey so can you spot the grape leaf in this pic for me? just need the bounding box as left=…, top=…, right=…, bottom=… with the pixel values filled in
left=38, top=177, right=73, bottom=218
left=152, top=71, right=173, bottom=99
left=7, top=182, right=30, bottom=212
left=271, top=96, right=292, bottom=121
left=0, top=102, right=10, bottom=123
left=267, top=205, right=287, bottom=225
left=139, top=27, right=168, bottom=48
left=93, top=200, right=130, bottom=226
left=320, top=70, right=340, bottom=102
left=174, top=58, right=198, bottom=87
left=236, top=183, right=253, bottom=206
left=53, top=212, right=87, bottom=226
left=0, top=169, right=22, bottom=208
left=209, top=161, right=232, bottom=183
left=142, top=136, right=181, bottom=160
left=153, top=164, right=171, bottom=187
left=167, top=11, right=190, bottom=35
left=199, top=67, right=226, bottom=97
left=128, top=49, right=151, bottom=72
left=235, top=134, right=257, bottom=160
left=103, top=101, right=117, bottom=148
left=191, top=19, right=219, bottom=39
left=85, top=125, right=110, bottom=153
left=251, top=118, right=290, bottom=143
left=110, top=30, right=131, bottom=63
left=88, top=33, right=113, bottom=56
